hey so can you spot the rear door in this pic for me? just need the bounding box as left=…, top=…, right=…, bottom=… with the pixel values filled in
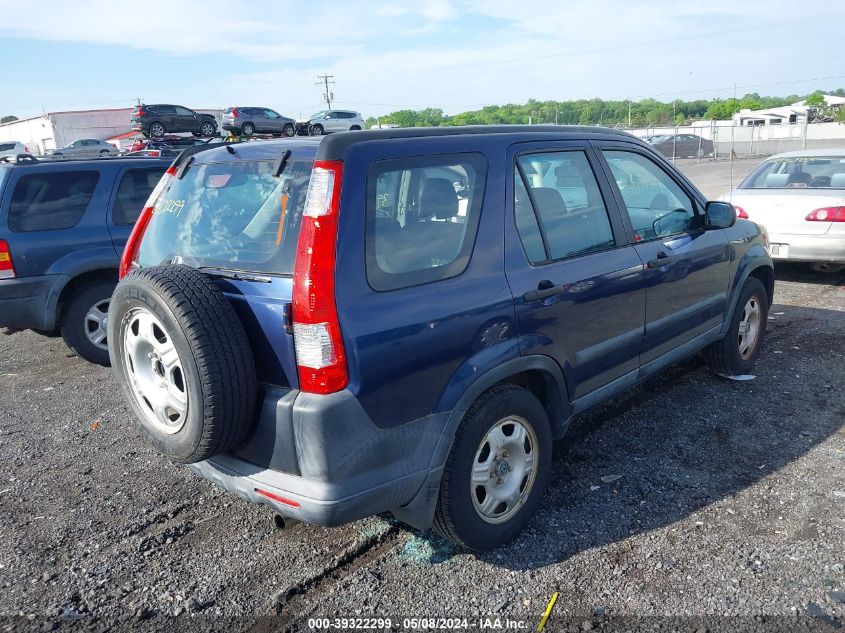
left=107, top=164, right=168, bottom=256
left=594, top=143, right=731, bottom=368
left=0, top=165, right=113, bottom=278
left=505, top=141, right=646, bottom=405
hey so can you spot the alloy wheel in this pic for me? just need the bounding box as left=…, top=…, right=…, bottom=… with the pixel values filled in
left=737, top=296, right=762, bottom=360
left=84, top=299, right=110, bottom=351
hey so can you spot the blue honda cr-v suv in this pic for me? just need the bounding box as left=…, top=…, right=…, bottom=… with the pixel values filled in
left=108, top=127, right=773, bottom=550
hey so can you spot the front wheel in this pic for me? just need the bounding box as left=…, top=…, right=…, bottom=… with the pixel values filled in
left=60, top=279, right=116, bottom=366
left=704, top=276, right=768, bottom=376
left=283, top=123, right=295, bottom=137
left=199, top=121, right=216, bottom=137
left=433, top=385, right=552, bottom=550
left=310, top=124, right=324, bottom=136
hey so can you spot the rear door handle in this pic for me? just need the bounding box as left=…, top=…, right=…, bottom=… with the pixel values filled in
left=647, top=251, right=673, bottom=268
left=523, top=281, right=563, bottom=302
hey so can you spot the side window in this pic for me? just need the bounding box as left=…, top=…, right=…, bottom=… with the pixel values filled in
left=366, top=153, right=487, bottom=291
left=174, top=107, right=194, bottom=116
left=8, top=171, right=100, bottom=232
left=513, top=171, right=546, bottom=264
left=112, top=168, right=167, bottom=225
left=157, top=105, right=176, bottom=115
left=515, top=151, right=615, bottom=262
left=602, top=150, right=696, bottom=240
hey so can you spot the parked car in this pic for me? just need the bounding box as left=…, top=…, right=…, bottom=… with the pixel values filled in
left=299, top=110, right=365, bottom=135
left=108, top=127, right=773, bottom=550
left=0, top=141, right=30, bottom=158
left=0, top=156, right=169, bottom=364
left=648, top=134, right=714, bottom=159
left=719, top=149, right=845, bottom=273
left=222, top=107, right=297, bottom=137
left=46, top=139, right=118, bottom=158
left=124, top=136, right=213, bottom=157
left=131, top=104, right=218, bottom=138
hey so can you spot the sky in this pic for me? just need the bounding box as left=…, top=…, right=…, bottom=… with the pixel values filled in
left=1, top=0, right=843, bottom=121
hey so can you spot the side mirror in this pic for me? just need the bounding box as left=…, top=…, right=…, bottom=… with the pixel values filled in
left=704, top=201, right=736, bottom=229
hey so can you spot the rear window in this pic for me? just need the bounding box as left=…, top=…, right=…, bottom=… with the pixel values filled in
left=136, top=159, right=311, bottom=275
left=8, top=171, right=100, bottom=232
left=0, top=143, right=17, bottom=151
left=112, top=167, right=167, bottom=225
left=740, top=156, right=845, bottom=189
left=365, top=153, right=486, bottom=291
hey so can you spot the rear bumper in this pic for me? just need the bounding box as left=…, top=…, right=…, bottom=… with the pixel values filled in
left=0, top=275, right=67, bottom=330
left=186, top=387, right=452, bottom=528
left=768, top=232, right=845, bottom=263
left=221, top=123, right=238, bottom=132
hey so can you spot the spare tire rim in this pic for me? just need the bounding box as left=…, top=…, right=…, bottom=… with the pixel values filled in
left=471, top=416, right=538, bottom=524
left=737, top=296, right=761, bottom=360
left=122, top=307, right=188, bottom=434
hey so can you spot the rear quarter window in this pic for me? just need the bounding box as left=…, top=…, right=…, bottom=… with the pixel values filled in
left=8, top=170, right=100, bottom=232
left=112, top=167, right=167, bottom=225
left=365, top=153, right=487, bottom=291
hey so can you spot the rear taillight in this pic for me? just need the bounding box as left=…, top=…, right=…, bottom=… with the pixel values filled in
left=119, top=165, right=176, bottom=279
left=805, top=207, right=845, bottom=222
left=147, top=150, right=161, bottom=157
left=735, top=205, right=749, bottom=219
left=134, top=108, right=146, bottom=117
left=231, top=108, right=239, bottom=118
left=292, top=160, right=348, bottom=394
left=0, top=239, right=15, bottom=279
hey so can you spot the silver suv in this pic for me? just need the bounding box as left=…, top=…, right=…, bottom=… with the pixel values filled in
left=304, top=110, right=364, bottom=135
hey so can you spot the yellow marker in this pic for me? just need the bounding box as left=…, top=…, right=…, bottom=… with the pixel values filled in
left=537, top=592, right=559, bottom=632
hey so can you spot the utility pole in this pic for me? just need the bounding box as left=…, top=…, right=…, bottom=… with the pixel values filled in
left=316, top=74, right=335, bottom=109
left=627, top=101, right=632, bottom=128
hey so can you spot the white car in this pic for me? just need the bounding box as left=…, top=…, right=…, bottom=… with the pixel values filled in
left=720, top=149, right=845, bottom=273
left=0, top=141, right=29, bottom=158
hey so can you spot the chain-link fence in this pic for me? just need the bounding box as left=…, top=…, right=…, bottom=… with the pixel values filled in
left=624, top=121, right=845, bottom=162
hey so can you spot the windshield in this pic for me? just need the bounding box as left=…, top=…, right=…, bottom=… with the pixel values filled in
left=310, top=111, right=327, bottom=119
left=136, top=158, right=312, bottom=275
left=740, top=156, right=845, bottom=189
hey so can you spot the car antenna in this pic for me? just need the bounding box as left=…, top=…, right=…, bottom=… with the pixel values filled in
left=273, top=150, right=292, bottom=178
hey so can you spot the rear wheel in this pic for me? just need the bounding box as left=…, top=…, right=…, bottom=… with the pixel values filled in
left=349, top=125, right=361, bottom=131
left=108, top=265, right=257, bottom=464
left=242, top=123, right=255, bottom=136
left=149, top=122, right=166, bottom=137
left=60, top=279, right=115, bottom=366
left=433, top=385, right=552, bottom=550
left=199, top=121, right=216, bottom=137
left=704, top=276, right=768, bottom=376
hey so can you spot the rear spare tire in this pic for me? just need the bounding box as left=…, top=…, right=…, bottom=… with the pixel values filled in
left=108, top=265, right=257, bottom=463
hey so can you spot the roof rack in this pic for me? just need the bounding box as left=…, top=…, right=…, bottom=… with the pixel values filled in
left=0, top=154, right=39, bottom=165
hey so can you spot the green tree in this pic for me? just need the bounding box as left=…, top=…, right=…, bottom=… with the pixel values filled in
left=804, top=91, right=826, bottom=107
left=0, top=115, right=18, bottom=124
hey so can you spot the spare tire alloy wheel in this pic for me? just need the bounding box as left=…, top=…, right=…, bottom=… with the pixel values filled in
left=123, top=307, right=189, bottom=434
left=109, top=265, right=257, bottom=464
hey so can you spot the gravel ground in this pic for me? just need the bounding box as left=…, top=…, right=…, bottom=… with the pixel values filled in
left=1, top=152, right=844, bottom=631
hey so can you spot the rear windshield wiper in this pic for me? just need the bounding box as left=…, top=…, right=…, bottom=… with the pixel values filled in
left=197, top=267, right=272, bottom=283
left=273, top=149, right=292, bottom=178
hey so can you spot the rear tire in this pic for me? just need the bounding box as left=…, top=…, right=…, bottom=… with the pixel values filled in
left=199, top=121, right=216, bottom=137
left=60, top=279, right=115, bottom=366
left=149, top=122, right=166, bottom=137
left=242, top=123, right=255, bottom=136
left=704, top=277, right=768, bottom=376
left=108, top=265, right=257, bottom=464
left=433, top=385, right=552, bottom=550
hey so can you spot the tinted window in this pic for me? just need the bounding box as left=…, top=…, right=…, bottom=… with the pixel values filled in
left=265, top=110, right=280, bottom=118
left=0, top=143, right=16, bottom=151
left=516, top=151, right=615, bottom=261
left=153, top=105, right=176, bottom=115
left=174, top=107, right=194, bottom=116
left=9, top=171, right=100, bottom=232
left=513, top=171, right=545, bottom=264
left=112, top=167, right=167, bottom=225
left=136, top=159, right=312, bottom=275
left=603, top=150, right=695, bottom=240
left=366, top=153, right=486, bottom=291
